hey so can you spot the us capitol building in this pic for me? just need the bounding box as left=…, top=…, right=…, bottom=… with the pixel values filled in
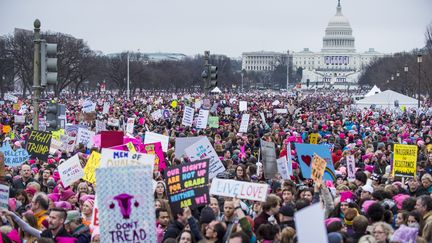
left=242, top=0, right=385, bottom=89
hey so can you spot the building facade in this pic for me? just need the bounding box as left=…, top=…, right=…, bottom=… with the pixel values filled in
left=241, top=51, right=287, bottom=72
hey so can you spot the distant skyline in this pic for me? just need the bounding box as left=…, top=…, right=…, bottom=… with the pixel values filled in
left=0, top=0, right=431, bottom=58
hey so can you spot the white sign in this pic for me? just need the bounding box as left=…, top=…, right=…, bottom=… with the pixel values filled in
left=126, top=118, right=135, bottom=135
left=39, top=118, right=47, bottom=132
left=14, top=115, right=25, bottom=124
left=209, top=178, right=269, bottom=202
left=174, top=136, right=204, bottom=159
left=102, top=102, right=110, bottom=114
left=96, top=120, right=106, bottom=133
left=276, top=156, right=290, bottom=180
left=82, top=100, right=95, bottom=113
left=272, top=100, right=280, bottom=106
left=4, top=94, right=18, bottom=103
left=49, top=138, right=63, bottom=155
left=239, top=101, right=247, bottom=112
left=196, top=109, right=209, bottom=129
left=100, top=149, right=155, bottom=170
left=184, top=137, right=225, bottom=179
left=224, top=107, right=231, bottom=115
left=274, top=109, right=288, bottom=114
left=61, top=135, right=76, bottom=153
left=76, top=128, right=95, bottom=148
left=346, top=155, right=356, bottom=181
left=287, top=142, right=293, bottom=176
left=194, top=100, right=202, bottom=109
left=0, top=184, right=9, bottom=209
left=107, top=118, right=120, bottom=127
left=181, top=106, right=195, bottom=127
left=295, top=204, right=329, bottom=243
left=151, top=109, right=163, bottom=121
left=58, top=154, right=84, bottom=188
left=259, top=112, right=268, bottom=126
left=239, top=114, right=250, bottom=133
left=144, top=132, right=169, bottom=152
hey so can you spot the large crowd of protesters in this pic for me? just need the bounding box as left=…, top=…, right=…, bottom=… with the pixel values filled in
left=0, top=89, right=432, bottom=243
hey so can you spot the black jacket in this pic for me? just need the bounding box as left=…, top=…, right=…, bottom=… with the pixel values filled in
left=162, top=220, right=184, bottom=242
left=40, top=226, right=73, bottom=240
left=72, top=224, right=91, bottom=243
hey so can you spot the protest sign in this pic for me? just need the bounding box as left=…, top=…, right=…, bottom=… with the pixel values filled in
left=95, top=120, right=106, bottom=134
left=295, top=143, right=336, bottom=181
left=165, top=159, right=209, bottom=215
left=100, top=149, right=155, bottom=170
left=126, top=142, right=137, bottom=152
left=126, top=118, right=135, bottom=135
left=261, top=140, right=277, bottom=179
left=210, top=103, right=218, bottom=113
left=38, top=118, right=46, bottom=132
left=181, top=106, right=195, bottom=127
left=102, top=102, right=110, bottom=114
left=14, top=115, right=25, bottom=124
left=259, top=112, right=267, bottom=126
left=82, top=100, right=95, bottom=113
left=184, top=137, right=225, bottom=179
left=208, top=116, right=219, bottom=128
left=209, top=178, right=269, bottom=202
left=0, top=142, right=29, bottom=167
left=239, top=101, right=247, bottom=111
left=83, top=151, right=101, bottom=184
left=142, top=142, right=166, bottom=171
left=107, top=118, right=120, bottom=127
left=272, top=100, right=280, bottom=106
left=346, top=155, right=356, bottom=181
left=4, top=94, right=18, bottom=103
left=144, top=132, right=169, bottom=152
left=0, top=184, right=9, bottom=209
left=310, top=133, right=319, bottom=144
left=295, top=204, right=328, bottom=243
left=194, top=100, right=202, bottom=109
left=96, top=166, right=156, bottom=243
left=51, top=129, right=65, bottom=140
left=274, top=109, right=288, bottom=114
left=239, top=114, right=250, bottom=133
left=196, top=109, right=209, bottom=129
left=58, top=154, right=84, bottom=187
left=286, top=142, right=293, bottom=176
left=224, top=107, right=231, bottom=115
left=311, top=154, right=327, bottom=187
left=49, top=137, right=61, bottom=155
left=276, top=156, right=290, bottom=180
left=151, top=109, right=162, bottom=121
left=174, top=136, right=204, bottom=159
left=76, top=128, right=95, bottom=148
left=26, top=130, right=52, bottom=161
left=392, top=144, right=417, bottom=177
left=2, top=125, right=11, bottom=134
left=100, top=131, right=123, bottom=148
left=162, top=109, right=170, bottom=119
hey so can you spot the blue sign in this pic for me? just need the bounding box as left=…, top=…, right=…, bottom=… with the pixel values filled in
left=294, top=143, right=336, bottom=181
left=0, top=142, right=30, bottom=167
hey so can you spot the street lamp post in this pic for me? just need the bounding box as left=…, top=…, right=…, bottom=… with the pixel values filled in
left=127, top=52, right=130, bottom=100
left=417, top=54, right=422, bottom=108
left=241, top=70, right=244, bottom=93
left=404, top=65, right=408, bottom=95
left=396, top=71, right=400, bottom=93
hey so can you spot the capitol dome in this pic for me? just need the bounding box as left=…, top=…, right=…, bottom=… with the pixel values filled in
left=322, top=0, right=355, bottom=53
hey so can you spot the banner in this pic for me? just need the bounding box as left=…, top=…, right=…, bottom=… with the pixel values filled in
left=174, top=136, right=204, bottom=159
left=310, top=133, right=319, bottom=144
left=0, top=184, right=9, bottom=209
left=346, top=155, right=356, bottom=181
left=276, top=156, right=290, bottom=180
left=144, top=132, right=169, bottom=152
left=295, top=143, right=336, bottom=181
left=83, top=151, right=101, bottom=184
left=392, top=144, right=417, bottom=177
left=4, top=94, right=18, bottom=103
left=184, top=137, right=225, bottom=179
left=142, top=142, right=166, bottom=171
left=58, top=154, right=84, bottom=187
left=100, top=131, right=124, bottom=149
left=26, top=130, right=52, bottom=161
left=181, top=106, right=195, bottom=127
left=239, top=114, right=250, bottom=133
left=100, top=149, right=155, bottom=170
left=0, top=142, right=29, bottom=167
left=209, top=178, right=269, bottom=202
left=261, top=140, right=277, bottom=179
left=126, top=118, right=135, bottom=135
left=76, top=128, right=95, bottom=148
left=208, top=116, right=219, bottom=128
left=196, top=109, right=209, bottom=129
left=96, top=166, right=156, bottom=243
left=311, top=154, right=327, bottom=187
left=239, top=101, right=247, bottom=111
left=165, top=159, right=209, bottom=215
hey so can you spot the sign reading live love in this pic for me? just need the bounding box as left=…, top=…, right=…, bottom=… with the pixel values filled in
left=26, top=130, right=52, bottom=161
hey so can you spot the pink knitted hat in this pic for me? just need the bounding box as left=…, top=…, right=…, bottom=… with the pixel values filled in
left=340, top=191, right=354, bottom=203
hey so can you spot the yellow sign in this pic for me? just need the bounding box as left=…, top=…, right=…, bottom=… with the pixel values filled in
left=13, top=103, right=21, bottom=111
left=51, top=129, right=65, bottom=140
left=171, top=100, right=178, bottom=108
left=310, top=133, right=319, bottom=144
left=83, top=151, right=101, bottom=184
left=392, top=144, right=417, bottom=178
left=2, top=125, right=11, bottom=134
left=126, top=142, right=136, bottom=152
left=311, top=154, right=327, bottom=187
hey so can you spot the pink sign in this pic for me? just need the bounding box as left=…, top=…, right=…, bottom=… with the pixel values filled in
left=141, top=142, right=166, bottom=171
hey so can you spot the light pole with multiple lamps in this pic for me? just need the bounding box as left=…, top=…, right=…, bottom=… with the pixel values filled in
left=417, top=54, right=422, bottom=108
left=404, top=65, right=408, bottom=95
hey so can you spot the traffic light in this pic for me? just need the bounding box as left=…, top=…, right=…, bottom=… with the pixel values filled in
left=209, top=65, right=218, bottom=89
left=46, top=102, right=59, bottom=131
left=306, top=79, right=310, bottom=88
left=40, top=41, right=58, bottom=87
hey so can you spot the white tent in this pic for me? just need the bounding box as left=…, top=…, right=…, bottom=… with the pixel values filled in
left=364, top=85, right=382, bottom=97
left=356, top=90, right=418, bottom=109
left=210, top=87, right=222, bottom=93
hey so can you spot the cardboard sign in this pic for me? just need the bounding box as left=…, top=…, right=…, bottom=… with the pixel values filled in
left=126, top=118, right=135, bottom=135
left=144, top=132, right=169, bottom=152
left=142, top=142, right=166, bottom=171
left=239, top=101, right=247, bottom=111
left=165, top=159, right=209, bottom=215
left=346, top=155, right=356, bottom=181
left=26, top=130, right=52, bottom=161
left=196, top=109, right=209, bottom=129
left=96, top=166, right=156, bottom=243
left=310, top=133, right=319, bottom=144
left=239, top=114, right=250, bottom=133
left=0, top=142, right=29, bottom=167
left=392, top=144, right=417, bottom=177
left=174, top=136, right=204, bottom=159
left=184, top=137, right=225, bottom=179
left=276, top=156, right=290, bottom=180
left=261, top=140, right=277, bottom=179
left=209, top=178, right=269, bottom=202
left=208, top=116, right=219, bottom=128
left=100, top=131, right=124, bottom=149
left=311, top=154, right=327, bottom=187
left=0, top=184, right=9, bottom=209
left=100, top=149, right=155, bottom=170
left=295, top=204, right=328, bottom=243
left=83, top=151, right=101, bottom=184
left=181, top=106, right=195, bottom=127
left=58, top=154, right=84, bottom=187
left=76, top=128, right=95, bottom=148
left=295, top=143, right=336, bottom=181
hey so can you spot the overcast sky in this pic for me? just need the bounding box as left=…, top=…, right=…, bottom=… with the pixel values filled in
left=1, top=0, right=431, bottom=58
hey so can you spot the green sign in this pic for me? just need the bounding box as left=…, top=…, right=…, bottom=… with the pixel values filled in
left=208, top=116, right=219, bottom=128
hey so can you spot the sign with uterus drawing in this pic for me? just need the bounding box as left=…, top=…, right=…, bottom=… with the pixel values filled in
left=96, top=165, right=156, bottom=242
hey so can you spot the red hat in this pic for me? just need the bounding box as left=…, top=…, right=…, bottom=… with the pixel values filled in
left=25, top=187, right=37, bottom=196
